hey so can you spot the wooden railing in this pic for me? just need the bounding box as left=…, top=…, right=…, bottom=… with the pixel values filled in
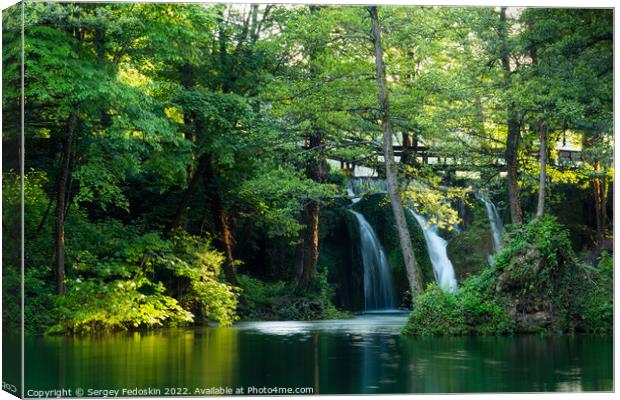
left=332, top=146, right=586, bottom=174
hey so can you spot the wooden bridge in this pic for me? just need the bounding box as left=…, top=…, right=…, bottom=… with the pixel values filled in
left=331, top=145, right=585, bottom=177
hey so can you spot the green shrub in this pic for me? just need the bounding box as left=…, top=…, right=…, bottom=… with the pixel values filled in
left=23, top=266, right=57, bottom=333
left=49, top=278, right=194, bottom=334
left=236, top=274, right=287, bottom=319
left=158, top=231, right=239, bottom=326
left=6, top=171, right=239, bottom=334
left=49, top=230, right=238, bottom=334
left=494, top=215, right=574, bottom=276
left=402, top=284, right=467, bottom=336
left=237, top=269, right=350, bottom=321
left=493, top=218, right=611, bottom=334
left=576, top=252, right=613, bottom=334
left=2, top=265, right=22, bottom=333
left=493, top=216, right=578, bottom=332
left=3, top=171, right=58, bottom=333
left=402, top=277, right=514, bottom=336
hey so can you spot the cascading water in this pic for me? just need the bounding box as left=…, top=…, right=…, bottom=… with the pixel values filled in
left=347, top=177, right=457, bottom=293
left=347, top=183, right=361, bottom=204
left=478, top=196, right=504, bottom=254
left=349, top=210, right=397, bottom=310
left=408, top=209, right=458, bottom=292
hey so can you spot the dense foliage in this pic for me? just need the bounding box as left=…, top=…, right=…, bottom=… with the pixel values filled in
left=237, top=271, right=350, bottom=321
left=1, top=4, right=612, bottom=335
left=577, top=252, right=613, bottom=334
left=446, top=197, right=496, bottom=280
left=401, top=279, right=514, bottom=336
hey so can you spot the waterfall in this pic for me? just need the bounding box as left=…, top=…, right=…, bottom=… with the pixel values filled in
left=347, top=177, right=457, bottom=293
left=346, top=183, right=361, bottom=204
left=349, top=210, right=397, bottom=310
left=408, top=209, right=458, bottom=292
left=478, top=196, right=504, bottom=254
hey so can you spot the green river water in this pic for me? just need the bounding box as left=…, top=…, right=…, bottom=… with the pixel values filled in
left=16, top=312, right=613, bottom=395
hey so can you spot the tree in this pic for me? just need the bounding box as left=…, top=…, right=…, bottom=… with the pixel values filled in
left=368, top=6, right=423, bottom=296
left=519, top=8, right=613, bottom=227
left=130, top=4, right=285, bottom=285
left=535, top=122, right=547, bottom=218
left=18, top=3, right=187, bottom=294
left=267, top=5, right=377, bottom=283
left=498, top=7, right=524, bottom=224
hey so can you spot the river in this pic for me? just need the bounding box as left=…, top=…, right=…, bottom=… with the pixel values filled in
left=23, top=312, right=612, bottom=395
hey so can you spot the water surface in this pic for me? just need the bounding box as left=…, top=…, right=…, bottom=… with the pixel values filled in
left=24, top=312, right=613, bottom=395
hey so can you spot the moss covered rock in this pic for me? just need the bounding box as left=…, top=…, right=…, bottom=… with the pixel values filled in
left=237, top=273, right=352, bottom=321
left=352, top=193, right=434, bottom=305
left=491, top=216, right=605, bottom=333
left=447, top=198, right=495, bottom=281
left=318, top=200, right=364, bottom=311
left=403, top=216, right=612, bottom=336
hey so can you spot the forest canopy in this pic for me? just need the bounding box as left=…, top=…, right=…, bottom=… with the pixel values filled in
left=1, top=3, right=612, bottom=335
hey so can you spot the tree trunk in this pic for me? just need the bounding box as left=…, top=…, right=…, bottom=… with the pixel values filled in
left=593, top=173, right=603, bottom=244
left=369, top=6, right=423, bottom=296
left=298, top=133, right=327, bottom=285
left=536, top=121, right=547, bottom=218
left=168, top=155, right=210, bottom=232
left=34, top=196, right=54, bottom=238
left=215, top=201, right=238, bottom=286
left=582, top=132, right=609, bottom=250
left=294, top=236, right=305, bottom=281
left=296, top=4, right=327, bottom=286
left=299, top=201, right=320, bottom=284
left=592, top=162, right=608, bottom=248
left=499, top=8, right=524, bottom=224
left=505, top=118, right=523, bottom=223
left=55, top=112, right=78, bottom=295
left=203, top=160, right=238, bottom=286
left=600, top=175, right=609, bottom=246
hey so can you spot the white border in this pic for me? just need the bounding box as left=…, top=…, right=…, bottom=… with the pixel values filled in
left=0, top=1, right=616, bottom=400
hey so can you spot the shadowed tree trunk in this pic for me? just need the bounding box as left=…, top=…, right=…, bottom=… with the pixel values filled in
left=505, top=119, right=523, bottom=223
left=294, top=236, right=305, bottom=281
left=536, top=121, right=547, bottom=218
left=297, top=4, right=327, bottom=286
left=166, top=64, right=201, bottom=233
left=499, top=7, right=523, bottom=224
left=214, top=200, right=238, bottom=285
left=592, top=162, right=609, bottom=249
left=168, top=155, right=210, bottom=232
left=203, top=160, right=238, bottom=286
left=583, top=132, right=610, bottom=250
left=55, top=112, right=78, bottom=295
left=298, top=132, right=327, bottom=285
left=369, top=5, right=423, bottom=296
left=299, top=201, right=321, bottom=284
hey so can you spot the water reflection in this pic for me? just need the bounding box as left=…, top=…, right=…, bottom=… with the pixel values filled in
left=236, top=311, right=407, bottom=336
left=24, top=313, right=612, bottom=394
